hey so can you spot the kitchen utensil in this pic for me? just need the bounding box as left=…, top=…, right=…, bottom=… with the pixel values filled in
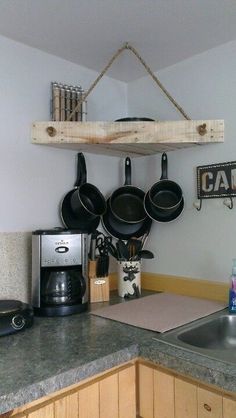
left=61, top=153, right=105, bottom=232
left=144, top=193, right=184, bottom=223
left=144, top=153, right=184, bottom=223
left=102, top=198, right=152, bottom=240
left=89, top=231, right=97, bottom=261
left=107, top=241, right=118, bottom=259
left=117, top=260, right=141, bottom=297
left=109, top=157, right=146, bottom=224
left=137, top=250, right=154, bottom=260
left=70, top=153, right=106, bottom=220
left=146, top=153, right=183, bottom=213
left=127, top=238, right=142, bottom=259
left=117, top=240, right=129, bottom=261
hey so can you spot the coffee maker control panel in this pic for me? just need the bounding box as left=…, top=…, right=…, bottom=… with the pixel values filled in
left=41, top=234, right=83, bottom=267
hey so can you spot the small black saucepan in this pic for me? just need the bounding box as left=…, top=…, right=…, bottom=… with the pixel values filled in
left=144, top=153, right=184, bottom=223
left=109, top=157, right=146, bottom=224
left=61, top=153, right=106, bottom=233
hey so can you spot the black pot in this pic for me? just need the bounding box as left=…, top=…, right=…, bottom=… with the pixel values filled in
left=102, top=198, right=152, bottom=240
left=109, top=157, right=146, bottom=224
left=61, top=153, right=105, bottom=233
left=144, top=153, right=184, bottom=222
left=71, top=183, right=106, bottom=220
left=144, top=193, right=184, bottom=223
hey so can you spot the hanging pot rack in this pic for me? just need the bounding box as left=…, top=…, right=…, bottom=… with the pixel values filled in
left=31, top=42, right=224, bottom=157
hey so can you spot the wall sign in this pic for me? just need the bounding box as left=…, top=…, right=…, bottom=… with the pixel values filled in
left=197, top=161, right=236, bottom=199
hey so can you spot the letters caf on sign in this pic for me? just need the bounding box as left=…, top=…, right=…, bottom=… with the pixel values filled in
left=197, top=161, right=236, bottom=199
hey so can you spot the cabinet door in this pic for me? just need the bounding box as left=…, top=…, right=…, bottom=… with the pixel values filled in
left=175, top=377, right=197, bottom=418
left=99, top=373, right=119, bottom=418
left=55, top=392, right=79, bottom=418
left=153, top=369, right=174, bottom=418
left=198, top=387, right=222, bottom=418
left=138, top=364, right=154, bottom=418
left=223, top=397, right=236, bottom=418
left=27, top=403, right=54, bottom=418
left=79, top=382, right=99, bottom=418
left=118, top=365, right=136, bottom=418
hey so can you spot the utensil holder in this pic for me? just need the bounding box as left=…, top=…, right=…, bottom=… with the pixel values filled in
left=117, top=261, right=141, bottom=298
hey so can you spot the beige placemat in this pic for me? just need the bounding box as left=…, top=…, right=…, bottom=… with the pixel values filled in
left=91, top=293, right=227, bottom=333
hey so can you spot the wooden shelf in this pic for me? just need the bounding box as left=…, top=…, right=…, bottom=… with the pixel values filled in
left=31, top=120, right=224, bottom=157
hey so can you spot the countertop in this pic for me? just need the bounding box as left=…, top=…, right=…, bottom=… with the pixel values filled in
left=0, top=291, right=236, bottom=414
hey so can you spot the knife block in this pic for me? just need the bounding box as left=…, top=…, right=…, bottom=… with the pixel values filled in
left=88, top=259, right=110, bottom=303
left=90, top=276, right=110, bottom=303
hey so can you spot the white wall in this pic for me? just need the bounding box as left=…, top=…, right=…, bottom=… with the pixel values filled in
left=128, top=39, right=236, bottom=282
left=0, top=35, right=128, bottom=232
left=1, top=33, right=236, bottom=295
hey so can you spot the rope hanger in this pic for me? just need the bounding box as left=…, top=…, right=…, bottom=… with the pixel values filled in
left=68, top=42, right=190, bottom=121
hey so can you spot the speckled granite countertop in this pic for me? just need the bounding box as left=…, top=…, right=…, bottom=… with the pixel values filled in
left=0, top=292, right=235, bottom=414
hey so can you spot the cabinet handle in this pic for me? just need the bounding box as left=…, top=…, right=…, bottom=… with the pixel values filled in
left=204, top=403, right=212, bottom=412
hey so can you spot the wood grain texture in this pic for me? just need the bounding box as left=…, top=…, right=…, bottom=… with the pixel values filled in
left=141, top=273, right=228, bottom=302
left=223, top=397, right=236, bottom=418
left=198, top=387, right=222, bottom=418
left=27, top=403, right=54, bottom=418
left=31, top=120, right=224, bottom=157
left=138, top=363, right=154, bottom=418
left=154, top=369, right=174, bottom=418
left=175, top=377, right=198, bottom=418
left=79, top=382, right=99, bottom=418
left=90, top=276, right=110, bottom=303
left=118, top=365, right=136, bottom=418
left=99, top=373, right=119, bottom=418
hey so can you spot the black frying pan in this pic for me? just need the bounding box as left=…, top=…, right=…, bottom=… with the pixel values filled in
left=102, top=198, right=152, bottom=240
left=61, top=153, right=101, bottom=233
left=109, top=157, right=146, bottom=224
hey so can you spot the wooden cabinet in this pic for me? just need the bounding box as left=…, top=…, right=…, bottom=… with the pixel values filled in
left=137, top=362, right=236, bottom=418
left=3, top=363, right=136, bottom=418
left=175, top=377, right=197, bottom=418
left=2, top=360, right=236, bottom=418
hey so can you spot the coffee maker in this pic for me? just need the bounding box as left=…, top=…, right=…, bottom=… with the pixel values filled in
left=32, top=229, right=88, bottom=316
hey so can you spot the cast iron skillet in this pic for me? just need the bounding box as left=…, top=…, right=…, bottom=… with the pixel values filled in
left=109, top=157, right=146, bottom=224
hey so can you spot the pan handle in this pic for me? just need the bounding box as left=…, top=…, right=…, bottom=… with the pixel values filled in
left=74, top=153, right=87, bottom=187
left=124, top=157, right=131, bottom=185
left=160, top=153, right=168, bottom=180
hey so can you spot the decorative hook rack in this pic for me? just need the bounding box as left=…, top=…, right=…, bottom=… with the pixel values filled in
left=223, top=196, right=234, bottom=210
left=195, top=160, right=236, bottom=212
left=194, top=196, right=234, bottom=211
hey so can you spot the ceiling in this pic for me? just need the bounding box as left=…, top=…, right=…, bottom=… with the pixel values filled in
left=0, top=0, right=236, bottom=82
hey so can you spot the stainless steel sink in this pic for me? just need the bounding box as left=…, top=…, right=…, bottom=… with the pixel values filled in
left=156, top=309, right=236, bottom=364
left=178, top=315, right=236, bottom=349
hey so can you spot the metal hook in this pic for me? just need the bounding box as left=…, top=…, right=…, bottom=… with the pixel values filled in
left=193, top=199, right=202, bottom=211
left=223, top=196, right=234, bottom=209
